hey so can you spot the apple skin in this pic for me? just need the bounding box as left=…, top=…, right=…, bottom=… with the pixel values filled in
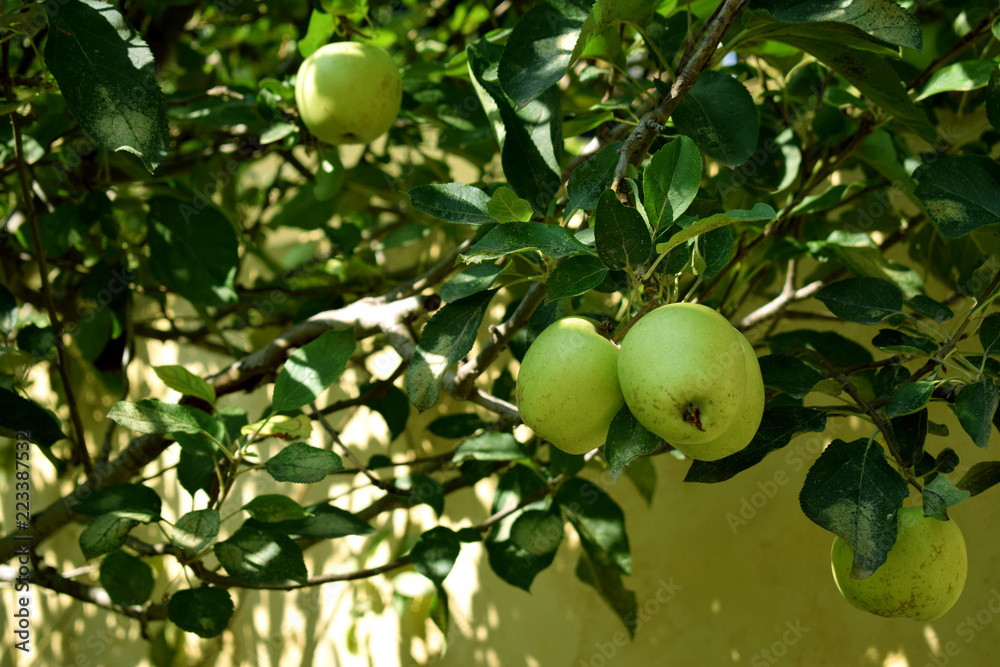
left=515, top=317, right=624, bottom=455
left=831, top=506, right=968, bottom=621
left=295, top=42, right=402, bottom=145
left=617, top=303, right=746, bottom=445
left=671, top=330, right=764, bottom=461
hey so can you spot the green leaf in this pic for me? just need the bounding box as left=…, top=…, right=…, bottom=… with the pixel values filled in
left=298, top=9, right=336, bottom=58
left=468, top=40, right=562, bottom=211
left=914, top=155, right=1000, bottom=238
left=107, top=399, right=202, bottom=435
left=484, top=465, right=553, bottom=590
left=871, top=329, right=937, bottom=356
left=566, top=142, right=623, bottom=214
left=922, top=475, right=970, bottom=521
left=430, top=584, right=449, bottom=635
left=759, top=355, right=823, bottom=399
left=799, top=438, right=909, bottom=578
left=643, top=136, right=702, bottom=231
left=486, top=186, right=534, bottom=222
left=498, top=0, right=590, bottom=108
left=952, top=380, right=999, bottom=449
left=918, top=60, right=999, bottom=100
left=546, top=255, right=609, bottom=301
left=508, top=509, right=564, bottom=556
left=654, top=203, right=775, bottom=255
left=765, top=0, right=922, bottom=51
left=594, top=189, right=652, bottom=270
left=440, top=264, right=504, bottom=303
left=41, top=0, right=169, bottom=172
left=171, top=509, right=220, bottom=553
left=272, top=328, right=356, bottom=411
left=0, top=387, right=67, bottom=448
left=146, top=196, right=239, bottom=307
left=100, top=551, right=154, bottom=606
left=957, top=461, right=1000, bottom=497
left=314, top=146, right=345, bottom=201
left=987, top=67, right=1000, bottom=132
left=79, top=513, right=141, bottom=560
left=265, top=441, right=344, bottom=483
left=452, top=432, right=527, bottom=463
left=556, top=478, right=631, bottom=575
left=410, top=527, right=462, bottom=586
left=264, top=502, right=374, bottom=540
left=592, top=0, right=654, bottom=31
left=406, top=290, right=496, bottom=411
left=781, top=38, right=936, bottom=142
left=885, top=381, right=935, bottom=418
left=214, top=524, right=308, bottom=585
left=604, top=403, right=661, bottom=483
left=685, top=406, right=826, bottom=483
left=243, top=495, right=312, bottom=523
left=153, top=365, right=216, bottom=404
left=168, top=588, right=234, bottom=638
left=72, top=484, right=162, bottom=522
left=464, top=222, right=594, bottom=262
left=672, top=71, right=758, bottom=168
left=815, top=277, right=902, bottom=325
left=408, top=183, right=494, bottom=225
left=0, top=283, right=16, bottom=336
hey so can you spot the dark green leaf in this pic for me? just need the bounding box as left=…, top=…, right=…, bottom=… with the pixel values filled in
left=428, top=413, right=488, bottom=439
left=815, top=278, right=903, bottom=325
left=72, top=484, right=162, bottom=522
left=566, top=142, right=623, bottom=214
left=365, top=384, right=410, bottom=441
left=464, top=222, right=594, bottom=262
left=987, top=67, right=1000, bottom=132
left=168, top=588, right=234, bottom=638
left=178, top=449, right=216, bottom=497
left=272, top=328, right=356, bottom=411
left=686, top=406, right=827, bottom=483
left=171, top=509, right=220, bottom=553
left=759, top=355, right=823, bottom=399
left=890, top=409, right=927, bottom=470
left=594, top=188, right=652, bottom=270
left=765, top=0, right=922, bottom=51
left=546, top=255, right=609, bottom=301
left=408, top=183, right=494, bottom=225
left=871, top=329, right=937, bottom=356
left=957, top=461, right=1000, bottom=497
left=440, top=264, right=504, bottom=303
left=643, top=136, right=702, bottom=230
left=214, top=524, right=308, bottom=585
left=79, top=513, right=141, bottom=560
left=914, top=155, right=1000, bottom=238
left=468, top=40, right=562, bottom=211
left=410, top=526, right=462, bottom=586
left=269, top=502, right=374, bottom=540
left=885, top=381, right=935, bottom=418
left=0, top=284, right=16, bottom=336
left=243, top=495, right=311, bottom=523
left=406, top=290, right=496, bottom=411
left=484, top=464, right=553, bottom=590
left=430, top=584, right=449, bottom=635
left=498, top=0, right=590, bottom=107
left=623, top=457, right=657, bottom=506
left=922, top=475, right=969, bottom=521
left=673, top=71, right=758, bottom=168
left=604, top=403, right=661, bottom=482
left=953, top=380, right=999, bottom=448
left=392, top=474, right=445, bottom=518
left=265, top=441, right=344, bottom=484
left=107, top=399, right=202, bottom=435
left=100, top=551, right=154, bottom=606
left=0, top=387, right=66, bottom=448
left=146, top=196, right=239, bottom=307
left=556, top=478, right=630, bottom=575
left=980, top=313, right=1000, bottom=359
left=905, top=295, right=953, bottom=323
left=453, top=432, right=526, bottom=463
left=799, top=438, right=909, bottom=578
left=766, top=329, right=873, bottom=365
left=42, top=0, right=169, bottom=172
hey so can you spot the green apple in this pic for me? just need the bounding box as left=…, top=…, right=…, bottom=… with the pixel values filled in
left=515, top=317, right=624, bottom=455
left=831, top=506, right=968, bottom=621
left=295, top=42, right=402, bottom=145
left=671, top=330, right=764, bottom=461
left=618, top=303, right=746, bottom=445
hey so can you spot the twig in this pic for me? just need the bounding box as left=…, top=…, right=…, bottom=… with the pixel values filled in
left=737, top=261, right=824, bottom=332
left=609, top=0, right=748, bottom=200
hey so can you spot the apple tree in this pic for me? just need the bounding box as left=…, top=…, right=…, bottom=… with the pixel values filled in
left=2, top=0, right=1000, bottom=655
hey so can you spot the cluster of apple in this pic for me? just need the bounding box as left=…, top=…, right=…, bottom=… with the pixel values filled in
left=514, top=302, right=765, bottom=461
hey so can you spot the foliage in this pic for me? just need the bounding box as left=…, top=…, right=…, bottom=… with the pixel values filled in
left=2, top=0, right=1000, bottom=657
